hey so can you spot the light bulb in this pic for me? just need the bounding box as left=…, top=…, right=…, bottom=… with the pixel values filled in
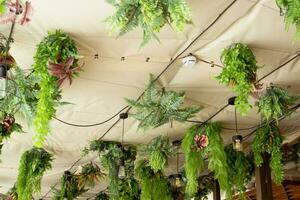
left=118, top=165, right=126, bottom=178
left=232, top=135, right=243, bottom=151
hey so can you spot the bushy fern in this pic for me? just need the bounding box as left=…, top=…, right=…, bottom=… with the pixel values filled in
left=33, top=30, right=79, bottom=147
left=216, top=43, right=258, bottom=115
left=257, top=85, right=298, bottom=123
left=106, top=0, right=190, bottom=47
left=252, top=123, right=284, bottom=184
left=126, top=74, right=200, bottom=130
left=16, top=147, right=53, bottom=200
left=276, top=0, right=300, bottom=38
left=135, top=160, right=172, bottom=200
left=140, top=135, right=176, bottom=172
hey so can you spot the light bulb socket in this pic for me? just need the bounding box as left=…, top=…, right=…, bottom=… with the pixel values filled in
left=119, top=113, right=128, bottom=119
left=228, top=96, right=237, bottom=106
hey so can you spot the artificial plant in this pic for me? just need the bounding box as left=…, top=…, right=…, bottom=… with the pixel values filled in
left=85, top=140, right=137, bottom=199
left=225, top=145, right=254, bottom=200
left=116, top=178, right=140, bottom=200
left=216, top=43, right=259, bottom=115
left=257, top=85, right=298, bottom=123
left=276, top=0, right=300, bottom=38
left=16, top=147, right=53, bottom=200
left=139, top=135, right=176, bottom=172
left=181, top=122, right=231, bottom=197
left=135, top=160, right=172, bottom=200
left=126, top=74, right=200, bottom=130
left=252, top=122, right=284, bottom=184
left=95, top=192, right=110, bottom=200
left=106, top=0, right=191, bottom=47
left=193, top=173, right=215, bottom=200
left=33, top=30, right=81, bottom=147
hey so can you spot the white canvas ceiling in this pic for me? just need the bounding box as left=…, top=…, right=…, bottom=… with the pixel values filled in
left=0, top=0, right=300, bottom=199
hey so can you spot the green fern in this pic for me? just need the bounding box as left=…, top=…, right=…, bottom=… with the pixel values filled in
left=276, top=0, right=300, bottom=38
left=126, top=74, right=200, bottom=130
left=252, top=123, right=284, bottom=184
left=16, top=147, right=53, bottom=200
left=139, top=135, right=176, bottom=172
left=216, top=43, right=259, bottom=115
left=106, top=0, right=190, bottom=47
left=33, top=30, right=79, bottom=147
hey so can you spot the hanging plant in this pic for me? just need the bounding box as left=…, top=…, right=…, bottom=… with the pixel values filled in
left=225, top=145, right=254, bottom=200
left=77, top=162, right=104, bottom=189
left=117, top=178, right=140, bottom=200
left=252, top=122, right=284, bottom=184
left=95, top=192, right=109, bottom=200
left=257, top=85, right=299, bottom=123
left=276, top=0, right=300, bottom=38
left=193, top=173, right=215, bottom=200
left=135, top=160, right=172, bottom=200
left=0, top=0, right=33, bottom=25
left=85, top=140, right=137, bottom=199
left=181, top=123, right=231, bottom=197
left=126, top=74, right=200, bottom=130
left=33, top=30, right=82, bottom=147
left=16, top=147, right=53, bottom=200
left=139, top=135, right=177, bottom=172
left=106, top=0, right=191, bottom=47
left=216, top=43, right=259, bottom=115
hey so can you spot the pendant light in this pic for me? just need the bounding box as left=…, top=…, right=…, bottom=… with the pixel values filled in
left=232, top=104, right=243, bottom=151
left=0, top=64, right=7, bottom=98
left=170, top=140, right=184, bottom=188
left=118, top=113, right=128, bottom=178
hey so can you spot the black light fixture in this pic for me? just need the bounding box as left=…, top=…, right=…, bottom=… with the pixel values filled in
left=228, top=96, right=243, bottom=151
left=0, top=64, right=7, bottom=98
left=169, top=140, right=184, bottom=188
left=118, top=113, right=128, bottom=178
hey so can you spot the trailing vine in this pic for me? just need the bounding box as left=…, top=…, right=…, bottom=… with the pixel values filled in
left=252, top=123, right=284, bottom=184
left=225, top=145, right=254, bottom=200
left=32, top=30, right=81, bottom=147
left=135, top=160, right=172, bottom=200
left=126, top=74, right=200, bottom=130
left=106, top=0, right=191, bottom=47
left=276, top=0, right=300, bottom=38
left=181, top=123, right=231, bottom=197
left=139, top=135, right=176, bottom=172
left=257, top=85, right=298, bottom=123
left=16, top=147, right=53, bottom=200
left=216, top=43, right=259, bottom=115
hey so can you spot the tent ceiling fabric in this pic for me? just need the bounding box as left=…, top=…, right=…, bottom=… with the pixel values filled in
left=0, top=0, right=300, bottom=198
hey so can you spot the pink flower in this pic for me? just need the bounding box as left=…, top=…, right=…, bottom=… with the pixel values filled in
left=194, top=133, right=209, bottom=149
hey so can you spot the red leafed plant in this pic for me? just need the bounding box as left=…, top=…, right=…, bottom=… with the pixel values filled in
left=0, top=0, right=33, bottom=25
left=193, top=133, right=209, bottom=150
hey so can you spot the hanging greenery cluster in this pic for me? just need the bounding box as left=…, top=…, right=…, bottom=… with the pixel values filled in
left=135, top=160, right=172, bottom=200
left=85, top=140, right=137, bottom=199
left=95, top=192, right=110, bottom=200
left=181, top=122, right=231, bottom=197
left=33, top=30, right=81, bottom=147
left=257, top=85, right=298, bottom=123
left=16, top=147, right=53, bottom=200
left=139, top=135, right=176, bottom=172
left=106, top=0, right=191, bottom=47
left=252, top=122, right=284, bottom=184
left=225, top=145, right=254, bottom=200
left=126, top=74, right=200, bottom=130
left=216, top=43, right=259, bottom=115
left=116, top=178, right=140, bottom=200
left=276, top=0, right=300, bottom=38
left=193, top=173, right=215, bottom=200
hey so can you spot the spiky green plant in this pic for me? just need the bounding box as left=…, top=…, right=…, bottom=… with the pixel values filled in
left=216, top=43, right=259, bottom=115
left=257, top=85, right=298, bottom=123
left=276, top=0, right=300, bottom=38
left=135, top=160, right=172, bottom=200
left=126, top=74, right=200, bottom=130
left=16, top=147, right=53, bottom=200
left=252, top=123, right=284, bottom=184
left=139, top=135, right=176, bottom=172
left=33, top=30, right=80, bottom=147
left=106, top=0, right=191, bottom=47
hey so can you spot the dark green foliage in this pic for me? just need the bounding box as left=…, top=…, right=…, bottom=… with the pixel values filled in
left=276, top=0, right=300, bottom=38
left=252, top=123, right=284, bottom=184
left=16, top=147, right=53, bottom=200
left=106, top=0, right=190, bottom=47
left=33, top=30, right=80, bottom=147
left=126, top=74, right=200, bottom=130
left=181, top=123, right=230, bottom=197
left=193, top=173, right=215, bottom=200
left=257, top=85, right=298, bottom=122
left=225, top=145, right=254, bottom=200
left=140, top=135, right=176, bottom=172
left=216, top=43, right=258, bottom=115
left=135, top=160, right=172, bottom=200
left=95, top=192, right=110, bottom=200
left=77, top=162, right=104, bottom=188
left=6, top=184, right=18, bottom=200
left=117, top=178, right=140, bottom=200
left=86, top=140, right=137, bottom=199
